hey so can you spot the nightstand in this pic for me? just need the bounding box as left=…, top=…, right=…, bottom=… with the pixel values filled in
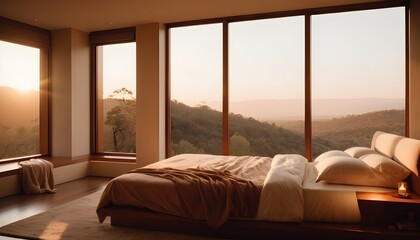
left=357, top=192, right=420, bottom=227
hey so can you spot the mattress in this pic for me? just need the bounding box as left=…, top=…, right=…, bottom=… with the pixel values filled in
left=97, top=154, right=309, bottom=225
left=98, top=154, right=394, bottom=225
left=302, top=162, right=394, bottom=222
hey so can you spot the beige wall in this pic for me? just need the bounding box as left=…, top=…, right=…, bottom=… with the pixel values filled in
left=0, top=175, right=20, bottom=198
left=89, top=23, right=166, bottom=176
left=51, top=28, right=90, bottom=157
left=136, top=23, right=166, bottom=166
left=70, top=29, right=90, bottom=156
left=410, top=1, right=420, bottom=139
left=51, top=29, right=72, bottom=156
left=0, top=163, right=90, bottom=198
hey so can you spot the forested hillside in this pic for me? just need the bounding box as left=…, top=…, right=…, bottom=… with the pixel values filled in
left=170, top=100, right=405, bottom=158
left=0, top=87, right=39, bottom=159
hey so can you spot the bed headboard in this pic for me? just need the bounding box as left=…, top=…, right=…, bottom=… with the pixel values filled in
left=371, top=131, right=420, bottom=195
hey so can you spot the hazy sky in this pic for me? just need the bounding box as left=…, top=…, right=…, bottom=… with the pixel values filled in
left=102, top=42, right=136, bottom=98
left=0, top=7, right=405, bottom=105
left=0, top=40, right=39, bottom=91
left=170, top=7, right=405, bottom=106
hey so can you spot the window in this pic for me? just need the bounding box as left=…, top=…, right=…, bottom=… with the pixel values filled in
left=169, top=24, right=223, bottom=155
left=0, top=17, right=50, bottom=162
left=167, top=4, right=407, bottom=160
left=229, top=17, right=305, bottom=156
left=311, top=7, right=405, bottom=158
left=0, top=40, right=41, bottom=160
left=95, top=42, right=136, bottom=154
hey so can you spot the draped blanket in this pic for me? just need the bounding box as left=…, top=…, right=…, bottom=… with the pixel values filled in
left=19, top=158, right=56, bottom=194
left=97, top=167, right=261, bottom=228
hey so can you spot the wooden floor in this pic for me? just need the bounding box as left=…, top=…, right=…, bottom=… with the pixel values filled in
left=0, top=177, right=110, bottom=228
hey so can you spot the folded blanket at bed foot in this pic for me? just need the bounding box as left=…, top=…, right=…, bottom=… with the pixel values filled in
left=98, top=167, right=261, bottom=228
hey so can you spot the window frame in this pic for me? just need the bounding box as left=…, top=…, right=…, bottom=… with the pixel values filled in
left=165, top=1, right=409, bottom=160
left=89, top=27, right=137, bottom=159
left=0, top=17, right=50, bottom=162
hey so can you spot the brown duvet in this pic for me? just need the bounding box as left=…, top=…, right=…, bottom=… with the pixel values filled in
left=97, top=167, right=262, bottom=228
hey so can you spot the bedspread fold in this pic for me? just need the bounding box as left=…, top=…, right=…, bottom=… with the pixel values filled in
left=257, top=154, right=307, bottom=222
left=97, top=167, right=261, bottom=228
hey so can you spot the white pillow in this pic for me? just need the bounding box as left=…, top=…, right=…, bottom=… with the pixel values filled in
left=360, top=153, right=411, bottom=184
left=315, top=155, right=406, bottom=188
left=313, top=150, right=350, bottom=162
left=315, top=156, right=375, bottom=186
left=344, top=147, right=377, bottom=158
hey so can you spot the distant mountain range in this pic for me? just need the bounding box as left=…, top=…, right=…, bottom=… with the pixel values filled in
left=204, top=98, right=404, bottom=120
left=170, top=100, right=405, bottom=158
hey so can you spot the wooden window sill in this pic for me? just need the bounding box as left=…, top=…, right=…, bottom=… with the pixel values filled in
left=0, top=155, right=90, bottom=178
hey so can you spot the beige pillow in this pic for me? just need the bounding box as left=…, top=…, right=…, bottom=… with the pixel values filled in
left=315, top=156, right=375, bottom=186
left=313, top=150, right=350, bottom=162
left=344, top=147, right=376, bottom=158
left=315, top=155, right=406, bottom=188
left=360, top=153, right=411, bottom=183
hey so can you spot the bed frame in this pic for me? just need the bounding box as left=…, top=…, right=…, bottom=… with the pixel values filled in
left=100, top=132, right=420, bottom=239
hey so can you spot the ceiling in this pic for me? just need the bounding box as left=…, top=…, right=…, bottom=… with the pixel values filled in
left=0, top=0, right=385, bottom=32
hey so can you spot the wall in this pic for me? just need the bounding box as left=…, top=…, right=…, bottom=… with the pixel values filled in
left=410, top=1, right=420, bottom=139
left=0, top=162, right=90, bottom=198
left=51, top=28, right=90, bottom=157
left=71, top=29, right=90, bottom=156
left=137, top=23, right=166, bottom=166
left=51, top=29, right=72, bottom=156
left=90, top=23, right=166, bottom=176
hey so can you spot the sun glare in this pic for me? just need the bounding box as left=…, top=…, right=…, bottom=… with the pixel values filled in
left=0, top=40, right=40, bottom=92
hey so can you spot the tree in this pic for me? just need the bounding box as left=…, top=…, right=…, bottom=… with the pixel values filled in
left=105, top=88, right=136, bottom=152
left=229, top=133, right=251, bottom=156
left=171, top=140, right=204, bottom=156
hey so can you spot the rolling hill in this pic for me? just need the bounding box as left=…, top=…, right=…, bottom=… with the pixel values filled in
left=170, top=100, right=405, bottom=158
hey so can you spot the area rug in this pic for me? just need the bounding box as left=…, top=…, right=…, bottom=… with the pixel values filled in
left=0, top=190, right=218, bottom=240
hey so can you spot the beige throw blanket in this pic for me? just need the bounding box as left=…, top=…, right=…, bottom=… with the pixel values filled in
left=98, top=167, right=261, bottom=228
left=19, top=159, right=56, bottom=194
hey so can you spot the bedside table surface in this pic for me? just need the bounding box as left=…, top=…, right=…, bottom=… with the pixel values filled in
left=357, top=192, right=420, bottom=204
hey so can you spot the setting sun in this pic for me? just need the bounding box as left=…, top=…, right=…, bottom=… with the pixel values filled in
left=0, top=40, right=40, bottom=92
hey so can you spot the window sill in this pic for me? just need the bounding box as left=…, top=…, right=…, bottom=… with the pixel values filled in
left=89, top=154, right=136, bottom=163
left=0, top=155, right=90, bottom=178
left=0, top=154, right=136, bottom=178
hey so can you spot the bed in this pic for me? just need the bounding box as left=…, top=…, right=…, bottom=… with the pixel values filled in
left=96, top=131, right=420, bottom=239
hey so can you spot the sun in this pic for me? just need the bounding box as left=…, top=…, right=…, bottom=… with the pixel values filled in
left=0, top=40, right=40, bottom=92
left=12, top=81, right=38, bottom=92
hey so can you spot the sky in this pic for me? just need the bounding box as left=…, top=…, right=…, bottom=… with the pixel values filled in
left=0, top=40, right=40, bottom=91
left=170, top=6, right=405, bottom=106
left=102, top=42, right=136, bottom=98
left=0, top=7, right=405, bottom=106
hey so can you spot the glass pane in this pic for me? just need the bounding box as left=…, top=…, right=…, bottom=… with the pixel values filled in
left=229, top=16, right=305, bottom=157
left=311, top=7, right=405, bottom=158
left=97, top=42, right=136, bottom=153
left=0, top=40, right=40, bottom=160
left=170, top=24, right=223, bottom=156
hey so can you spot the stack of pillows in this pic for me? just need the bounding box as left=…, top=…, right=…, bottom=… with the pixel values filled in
left=314, top=147, right=411, bottom=188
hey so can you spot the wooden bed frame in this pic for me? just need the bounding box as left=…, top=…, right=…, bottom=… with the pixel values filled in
left=99, top=132, right=420, bottom=239
left=98, top=167, right=420, bottom=240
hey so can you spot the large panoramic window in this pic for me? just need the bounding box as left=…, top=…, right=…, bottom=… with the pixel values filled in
left=169, top=23, right=223, bottom=156
left=229, top=17, right=305, bottom=156
left=0, top=40, right=41, bottom=160
left=311, top=7, right=405, bottom=158
left=96, top=42, right=136, bottom=154
left=167, top=4, right=406, bottom=159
